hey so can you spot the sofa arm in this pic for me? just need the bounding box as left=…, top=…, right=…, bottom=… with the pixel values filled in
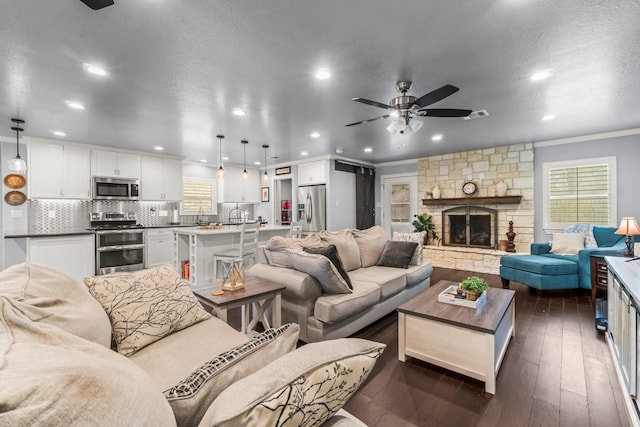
left=248, top=263, right=323, bottom=301
left=531, top=242, right=551, bottom=255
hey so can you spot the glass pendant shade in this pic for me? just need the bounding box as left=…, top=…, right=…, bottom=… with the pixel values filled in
left=9, top=118, right=26, bottom=173
left=262, top=144, right=269, bottom=182
left=241, top=139, right=248, bottom=179
left=216, top=134, right=225, bottom=179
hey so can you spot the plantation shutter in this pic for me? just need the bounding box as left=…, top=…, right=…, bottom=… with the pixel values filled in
left=182, top=178, right=216, bottom=213
left=548, top=163, right=610, bottom=225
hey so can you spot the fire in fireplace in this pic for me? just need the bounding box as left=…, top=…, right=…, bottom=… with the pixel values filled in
left=442, top=206, right=498, bottom=249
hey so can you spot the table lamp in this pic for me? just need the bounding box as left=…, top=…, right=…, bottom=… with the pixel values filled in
left=615, top=217, right=640, bottom=256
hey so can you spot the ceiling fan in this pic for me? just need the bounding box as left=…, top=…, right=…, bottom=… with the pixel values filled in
left=346, top=81, right=472, bottom=134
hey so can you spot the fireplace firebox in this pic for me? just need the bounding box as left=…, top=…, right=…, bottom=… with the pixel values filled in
left=442, top=206, right=498, bottom=249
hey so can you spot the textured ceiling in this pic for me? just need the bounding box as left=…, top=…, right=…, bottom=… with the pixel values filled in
left=1, top=0, right=639, bottom=167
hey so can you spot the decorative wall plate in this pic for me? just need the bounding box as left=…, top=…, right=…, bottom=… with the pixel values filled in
left=4, top=174, right=26, bottom=189
left=5, top=191, right=26, bottom=206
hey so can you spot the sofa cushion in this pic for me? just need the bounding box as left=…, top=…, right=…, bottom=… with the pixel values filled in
left=500, top=254, right=578, bottom=275
left=200, top=338, right=385, bottom=427
left=0, top=296, right=176, bottom=427
left=376, top=240, right=418, bottom=269
left=393, top=231, right=426, bottom=265
left=564, top=224, right=597, bottom=248
left=550, top=233, right=585, bottom=255
left=164, top=323, right=299, bottom=427
left=304, top=245, right=352, bottom=290
left=405, top=259, right=434, bottom=286
left=314, top=281, right=380, bottom=324
left=291, top=250, right=352, bottom=294
left=85, top=265, right=211, bottom=356
left=0, top=262, right=111, bottom=347
left=594, top=226, right=624, bottom=248
left=349, top=267, right=407, bottom=299
left=352, top=226, right=389, bottom=268
left=320, top=229, right=362, bottom=271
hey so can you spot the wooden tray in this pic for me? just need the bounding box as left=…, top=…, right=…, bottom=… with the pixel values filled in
left=5, top=191, right=27, bottom=206
left=438, top=285, right=487, bottom=309
left=4, top=174, right=26, bottom=189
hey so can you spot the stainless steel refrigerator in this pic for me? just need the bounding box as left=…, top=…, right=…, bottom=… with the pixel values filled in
left=297, top=184, right=326, bottom=232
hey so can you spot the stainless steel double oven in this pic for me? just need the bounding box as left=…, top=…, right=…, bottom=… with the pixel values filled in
left=90, top=212, right=145, bottom=275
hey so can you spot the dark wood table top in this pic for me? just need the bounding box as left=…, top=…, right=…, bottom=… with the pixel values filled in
left=192, top=276, right=286, bottom=308
left=397, top=280, right=516, bottom=334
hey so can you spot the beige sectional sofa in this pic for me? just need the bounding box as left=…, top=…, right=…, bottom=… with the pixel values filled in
left=249, top=226, right=433, bottom=343
left=0, top=263, right=383, bottom=426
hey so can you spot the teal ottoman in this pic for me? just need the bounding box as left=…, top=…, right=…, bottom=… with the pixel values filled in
left=500, top=254, right=579, bottom=290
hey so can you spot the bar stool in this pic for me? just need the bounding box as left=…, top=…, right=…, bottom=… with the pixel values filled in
left=289, top=220, right=304, bottom=238
left=212, top=222, right=260, bottom=281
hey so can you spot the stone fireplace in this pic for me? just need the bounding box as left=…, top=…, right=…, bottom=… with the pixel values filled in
left=442, top=206, right=497, bottom=249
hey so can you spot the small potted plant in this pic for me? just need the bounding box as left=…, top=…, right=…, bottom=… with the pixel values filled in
left=412, top=213, right=439, bottom=245
left=460, top=276, right=488, bottom=301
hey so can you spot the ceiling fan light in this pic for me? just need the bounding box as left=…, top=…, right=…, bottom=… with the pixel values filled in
left=386, top=122, right=396, bottom=134
left=393, top=117, right=407, bottom=131
left=8, top=157, right=27, bottom=173
left=409, top=119, right=423, bottom=132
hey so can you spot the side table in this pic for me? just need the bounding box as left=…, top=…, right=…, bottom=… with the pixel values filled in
left=192, top=277, right=285, bottom=335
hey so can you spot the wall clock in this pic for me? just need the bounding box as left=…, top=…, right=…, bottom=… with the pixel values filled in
left=462, top=181, right=477, bottom=196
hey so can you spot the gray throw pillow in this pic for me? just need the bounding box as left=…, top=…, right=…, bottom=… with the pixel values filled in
left=303, top=245, right=352, bottom=290
left=376, top=240, right=419, bottom=269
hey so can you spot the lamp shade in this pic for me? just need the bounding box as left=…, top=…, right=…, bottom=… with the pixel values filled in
left=615, top=217, right=640, bottom=235
left=8, top=157, right=26, bottom=174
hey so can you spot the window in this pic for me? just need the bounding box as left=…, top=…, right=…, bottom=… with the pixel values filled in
left=182, top=177, right=217, bottom=215
left=543, top=156, right=616, bottom=230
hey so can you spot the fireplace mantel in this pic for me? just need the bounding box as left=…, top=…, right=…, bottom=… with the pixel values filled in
left=422, top=195, right=522, bottom=206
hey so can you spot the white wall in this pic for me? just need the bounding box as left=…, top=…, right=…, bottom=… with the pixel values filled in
left=327, top=166, right=356, bottom=231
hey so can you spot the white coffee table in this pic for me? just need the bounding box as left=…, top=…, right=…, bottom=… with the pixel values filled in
left=397, top=280, right=515, bottom=394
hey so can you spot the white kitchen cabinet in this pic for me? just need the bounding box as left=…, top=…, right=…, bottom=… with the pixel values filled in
left=218, top=166, right=260, bottom=203
left=297, top=160, right=327, bottom=185
left=91, top=149, right=141, bottom=179
left=141, top=156, right=183, bottom=201
left=146, top=228, right=174, bottom=267
left=27, top=235, right=95, bottom=282
left=28, top=142, right=91, bottom=199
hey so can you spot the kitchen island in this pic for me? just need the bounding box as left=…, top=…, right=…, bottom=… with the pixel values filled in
left=173, top=225, right=289, bottom=286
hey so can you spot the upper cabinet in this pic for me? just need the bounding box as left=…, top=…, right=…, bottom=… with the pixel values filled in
left=140, top=156, right=183, bottom=201
left=297, top=160, right=327, bottom=185
left=218, top=166, right=260, bottom=203
left=28, top=142, right=91, bottom=199
left=91, top=150, right=140, bottom=179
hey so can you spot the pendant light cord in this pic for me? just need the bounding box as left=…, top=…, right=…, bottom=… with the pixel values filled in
left=11, top=118, right=25, bottom=159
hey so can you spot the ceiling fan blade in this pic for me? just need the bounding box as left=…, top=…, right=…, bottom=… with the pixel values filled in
left=414, top=84, right=459, bottom=108
left=345, top=114, right=390, bottom=127
left=352, top=98, right=392, bottom=110
left=422, top=108, right=472, bottom=118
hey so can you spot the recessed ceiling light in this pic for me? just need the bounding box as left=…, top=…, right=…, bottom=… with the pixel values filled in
left=83, top=63, right=109, bottom=76
left=51, top=131, right=66, bottom=137
left=431, top=134, right=443, bottom=141
left=541, top=114, right=557, bottom=121
left=300, top=151, right=309, bottom=156
left=65, top=100, right=85, bottom=110
left=364, top=147, right=373, bottom=153
left=254, top=161, right=261, bottom=165
left=154, top=146, right=164, bottom=151
left=200, top=159, right=208, bottom=163
left=232, top=108, right=246, bottom=116
left=531, top=69, right=554, bottom=81
left=314, top=68, right=331, bottom=80
left=335, top=148, right=344, bottom=154
left=222, top=156, right=229, bottom=161
left=310, top=131, right=320, bottom=138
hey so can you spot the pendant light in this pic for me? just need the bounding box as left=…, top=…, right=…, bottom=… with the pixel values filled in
left=8, top=118, right=26, bottom=174
left=241, top=139, right=248, bottom=179
left=216, top=134, right=225, bottom=179
left=262, top=144, right=269, bottom=182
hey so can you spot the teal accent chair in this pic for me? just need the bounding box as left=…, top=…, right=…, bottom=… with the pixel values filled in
left=500, top=226, right=625, bottom=291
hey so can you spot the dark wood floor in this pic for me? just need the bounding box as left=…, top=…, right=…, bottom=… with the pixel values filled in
left=342, top=267, right=629, bottom=427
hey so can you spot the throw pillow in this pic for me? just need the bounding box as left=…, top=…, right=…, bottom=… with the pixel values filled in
left=593, top=226, right=624, bottom=248
left=352, top=226, right=390, bottom=268
left=393, top=231, right=426, bottom=266
left=165, top=323, right=299, bottom=427
left=0, top=296, right=176, bottom=427
left=564, top=223, right=597, bottom=248
left=0, top=262, right=112, bottom=347
left=319, top=229, right=362, bottom=271
left=303, top=245, right=352, bottom=290
left=84, top=265, right=211, bottom=356
left=290, top=250, right=352, bottom=294
left=550, top=233, right=585, bottom=255
left=200, top=338, right=386, bottom=427
left=376, top=240, right=419, bottom=269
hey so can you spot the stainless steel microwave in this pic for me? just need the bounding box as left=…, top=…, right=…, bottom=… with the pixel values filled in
left=92, top=177, right=140, bottom=201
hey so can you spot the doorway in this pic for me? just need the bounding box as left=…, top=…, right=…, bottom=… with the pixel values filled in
left=273, top=177, right=293, bottom=226
left=382, top=174, right=418, bottom=237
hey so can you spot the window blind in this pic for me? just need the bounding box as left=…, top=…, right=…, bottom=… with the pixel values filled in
left=182, top=179, right=215, bottom=214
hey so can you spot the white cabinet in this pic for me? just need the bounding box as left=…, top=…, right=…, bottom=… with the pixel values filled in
left=146, top=228, right=174, bottom=268
left=91, top=150, right=141, bottom=179
left=141, top=156, right=183, bottom=201
left=28, top=142, right=91, bottom=199
left=297, top=160, right=327, bottom=185
left=218, top=166, right=260, bottom=203
left=27, top=235, right=95, bottom=282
